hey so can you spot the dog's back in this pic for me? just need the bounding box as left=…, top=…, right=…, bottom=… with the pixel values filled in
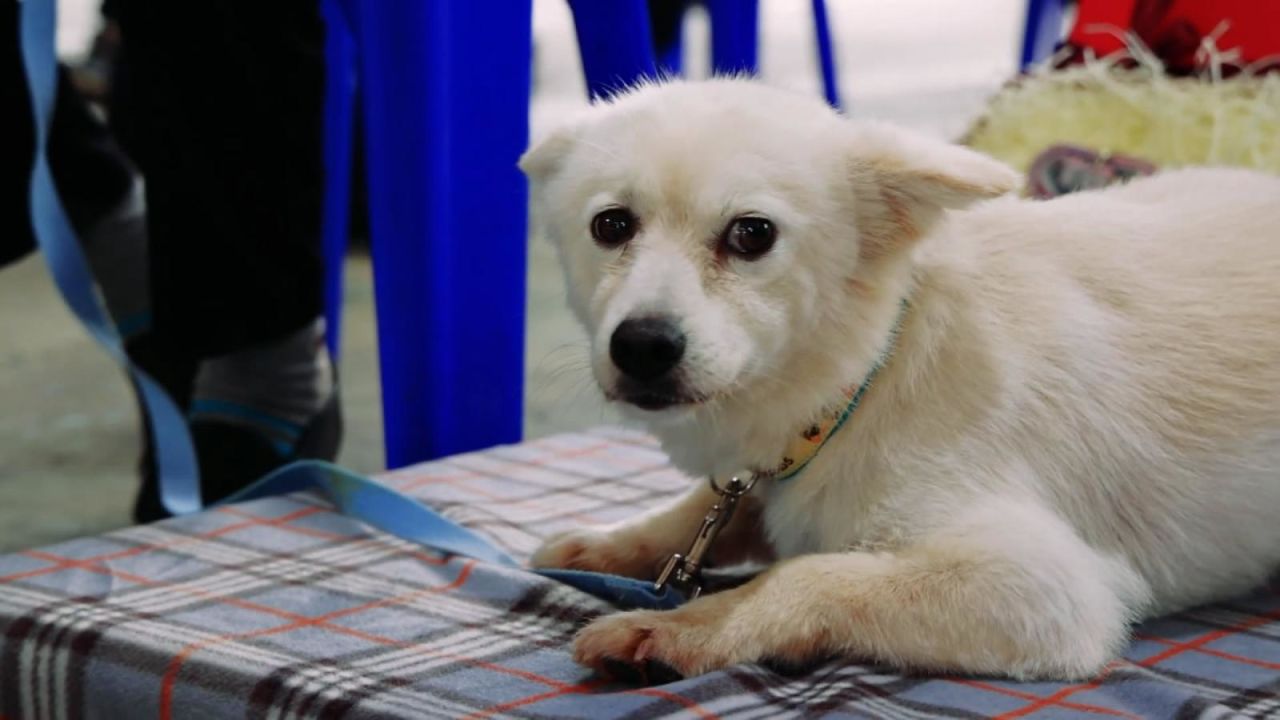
left=928, top=168, right=1280, bottom=612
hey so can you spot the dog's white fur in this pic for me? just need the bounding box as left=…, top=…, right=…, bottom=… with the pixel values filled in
left=520, top=78, right=1280, bottom=681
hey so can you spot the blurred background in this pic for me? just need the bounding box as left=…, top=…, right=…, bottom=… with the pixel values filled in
left=2, top=0, right=1023, bottom=550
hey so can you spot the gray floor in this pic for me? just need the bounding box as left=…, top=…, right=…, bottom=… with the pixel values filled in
left=0, top=0, right=1020, bottom=552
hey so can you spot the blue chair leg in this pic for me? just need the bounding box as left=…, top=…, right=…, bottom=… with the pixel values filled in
left=705, top=0, right=759, bottom=75
left=567, top=0, right=659, bottom=99
left=810, top=0, right=841, bottom=109
left=1020, top=0, right=1066, bottom=71
left=352, top=0, right=532, bottom=468
left=320, top=0, right=357, bottom=360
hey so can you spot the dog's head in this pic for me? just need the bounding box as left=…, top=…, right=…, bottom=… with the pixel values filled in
left=522, top=79, right=1017, bottom=424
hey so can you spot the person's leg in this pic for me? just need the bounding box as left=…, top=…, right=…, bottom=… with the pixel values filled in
left=110, top=1, right=327, bottom=356
left=3, top=2, right=138, bottom=281
left=0, top=0, right=30, bottom=268
left=110, top=1, right=339, bottom=519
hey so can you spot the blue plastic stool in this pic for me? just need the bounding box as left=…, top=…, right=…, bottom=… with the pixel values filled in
left=568, top=0, right=842, bottom=109
left=1019, top=0, right=1067, bottom=71
left=320, top=0, right=356, bottom=361
left=320, top=1, right=531, bottom=469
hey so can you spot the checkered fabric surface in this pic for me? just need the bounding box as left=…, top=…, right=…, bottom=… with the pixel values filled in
left=2, top=427, right=1278, bottom=719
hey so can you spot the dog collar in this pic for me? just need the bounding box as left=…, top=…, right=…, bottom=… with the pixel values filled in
left=653, top=302, right=909, bottom=599
left=752, top=299, right=910, bottom=483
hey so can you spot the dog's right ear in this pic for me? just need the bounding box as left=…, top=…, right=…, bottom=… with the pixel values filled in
left=519, top=126, right=577, bottom=184
left=848, top=123, right=1020, bottom=260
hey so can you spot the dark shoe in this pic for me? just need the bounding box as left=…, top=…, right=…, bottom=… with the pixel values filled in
left=133, top=385, right=343, bottom=523
left=191, top=390, right=343, bottom=506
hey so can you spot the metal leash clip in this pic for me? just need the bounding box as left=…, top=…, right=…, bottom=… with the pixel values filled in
left=653, top=474, right=757, bottom=600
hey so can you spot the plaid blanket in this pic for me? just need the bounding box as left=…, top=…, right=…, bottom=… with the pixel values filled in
left=2, top=428, right=1278, bottom=719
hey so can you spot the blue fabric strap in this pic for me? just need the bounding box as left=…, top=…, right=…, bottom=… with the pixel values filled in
left=224, top=461, right=686, bottom=610
left=20, top=0, right=202, bottom=516
left=19, top=0, right=681, bottom=611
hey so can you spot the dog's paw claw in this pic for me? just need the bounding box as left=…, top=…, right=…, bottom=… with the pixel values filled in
left=634, top=636, right=656, bottom=664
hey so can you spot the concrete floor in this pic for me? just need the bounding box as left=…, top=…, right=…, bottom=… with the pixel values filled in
left=1, top=0, right=1021, bottom=552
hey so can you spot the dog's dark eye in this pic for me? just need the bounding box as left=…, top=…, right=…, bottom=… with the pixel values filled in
left=723, top=216, right=776, bottom=260
left=591, top=208, right=638, bottom=248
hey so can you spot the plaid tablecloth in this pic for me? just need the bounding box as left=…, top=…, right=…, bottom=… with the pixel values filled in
left=2, top=427, right=1278, bottom=719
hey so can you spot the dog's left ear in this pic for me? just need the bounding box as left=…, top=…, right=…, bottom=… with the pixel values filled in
left=519, top=126, right=577, bottom=184
left=848, top=123, right=1020, bottom=259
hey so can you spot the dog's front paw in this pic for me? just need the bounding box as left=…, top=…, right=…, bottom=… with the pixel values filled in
left=529, top=527, right=665, bottom=579
left=573, top=609, right=734, bottom=683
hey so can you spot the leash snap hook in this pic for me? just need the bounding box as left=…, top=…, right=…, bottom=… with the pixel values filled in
left=653, top=474, right=756, bottom=600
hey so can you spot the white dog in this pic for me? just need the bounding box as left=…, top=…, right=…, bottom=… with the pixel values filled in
left=520, top=78, right=1280, bottom=682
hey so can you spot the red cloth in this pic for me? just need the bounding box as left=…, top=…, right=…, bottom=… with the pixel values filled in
left=1064, top=0, right=1280, bottom=74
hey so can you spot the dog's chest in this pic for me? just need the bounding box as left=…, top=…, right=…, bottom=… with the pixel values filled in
left=759, top=466, right=910, bottom=558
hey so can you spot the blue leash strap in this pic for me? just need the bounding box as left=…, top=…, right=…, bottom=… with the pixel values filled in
left=19, top=0, right=680, bottom=612
left=222, top=461, right=687, bottom=610
left=19, top=0, right=202, bottom=516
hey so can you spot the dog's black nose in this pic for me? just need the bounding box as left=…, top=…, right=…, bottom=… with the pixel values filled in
left=610, top=316, right=686, bottom=381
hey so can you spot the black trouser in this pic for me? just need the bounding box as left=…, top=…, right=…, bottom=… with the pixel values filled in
left=110, top=0, right=327, bottom=357
left=2, top=3, right=133, bottom=268
left=4, top=0, right=327, bottom=357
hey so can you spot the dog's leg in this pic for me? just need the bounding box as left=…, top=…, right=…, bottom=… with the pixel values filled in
left=530, top=481, right=771, bottom=580
left=573, top=497, right=1150, bottom=681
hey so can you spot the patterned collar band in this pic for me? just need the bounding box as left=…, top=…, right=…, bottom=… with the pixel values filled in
left=751, top=298, right=910, bottom=483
